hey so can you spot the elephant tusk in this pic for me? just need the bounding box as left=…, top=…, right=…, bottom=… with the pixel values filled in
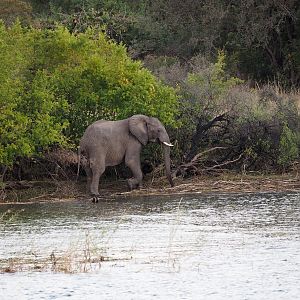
left=163, top=141, right=174, bottom=147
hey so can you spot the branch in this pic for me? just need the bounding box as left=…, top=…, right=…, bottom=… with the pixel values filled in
left=191, top=146, right=228, bottom=163
left=203, top=153, right=243, bottom=171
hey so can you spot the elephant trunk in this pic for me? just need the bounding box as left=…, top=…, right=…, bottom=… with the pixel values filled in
left=76, top=146, right=81, bottom=182
left=163, top=144, right=174, bottom=187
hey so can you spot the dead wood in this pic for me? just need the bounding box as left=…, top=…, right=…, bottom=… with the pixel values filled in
left=174, top=146, right=241, bottom=178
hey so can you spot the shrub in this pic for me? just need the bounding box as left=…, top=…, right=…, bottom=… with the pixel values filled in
left=0, top=22, right=178, bottom=169
left=278, top=123, right=299, bottom=168
left=145, top=52, right=300, bottom=171
left=0, top=22, right=69, bottom=166
left=32, top=26, right=178, bottom=141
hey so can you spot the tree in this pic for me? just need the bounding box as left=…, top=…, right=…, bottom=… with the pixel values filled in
left=226, top=0, right=300, bottom=86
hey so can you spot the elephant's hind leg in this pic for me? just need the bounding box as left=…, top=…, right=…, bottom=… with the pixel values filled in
left=90, top=159, right=105, bottom=202
left=81, top=156, right=92, bottom=193
left=84, top=165, right=92, bottom=193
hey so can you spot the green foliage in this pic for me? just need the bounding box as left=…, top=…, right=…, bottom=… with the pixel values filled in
left=278, top=123, right=299, bottom=167
left=30, top=26, right=177, bottom=140
left=0, top=22, right=69, bottom=166
left=225, top=86, right=300, bottom=170
left=26, top=0, right=300, bottom=86
left=0, top=23, right=178, bottom=167
left=187, top=51, right=242, bottom=107
left=2, top=1, right=300, bottom=176
left=150, top=50, right=300, bottom=170
left=181, top=51, right=243, bottom=134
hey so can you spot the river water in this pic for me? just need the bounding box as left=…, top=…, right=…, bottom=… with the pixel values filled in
left=0, top=193, right=299, bottom=299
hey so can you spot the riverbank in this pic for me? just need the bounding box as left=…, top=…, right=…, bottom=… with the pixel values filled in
left=1, top=172, right=300, bottom=204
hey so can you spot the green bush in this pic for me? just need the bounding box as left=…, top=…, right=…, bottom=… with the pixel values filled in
left=0, top=22, right=69, bottom=166
left=35, top=26, right=178, bottom=140
left=0, top=22, right=178, bottom=168
left=177, top=52, right=243, bottom=157
left=278, top=123, right=299, bottom=168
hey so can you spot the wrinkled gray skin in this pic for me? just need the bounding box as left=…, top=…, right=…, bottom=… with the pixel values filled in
left=78, top=115, right=174, bottom=202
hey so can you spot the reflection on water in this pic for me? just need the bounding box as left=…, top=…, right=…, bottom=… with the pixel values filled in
left=0, top=193, right=300, bottom=299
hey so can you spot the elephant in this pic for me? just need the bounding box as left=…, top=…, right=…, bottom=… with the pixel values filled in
left=78, top=115, right=174, bottom=202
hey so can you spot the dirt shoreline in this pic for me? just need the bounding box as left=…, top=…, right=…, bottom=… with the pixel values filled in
left=1, top=173, right=300, bottom=204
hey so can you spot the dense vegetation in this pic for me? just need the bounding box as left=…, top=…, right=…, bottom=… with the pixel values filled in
left=0, top=22, right=177, bottom=172
left=1, top=0, right=300, bottom=182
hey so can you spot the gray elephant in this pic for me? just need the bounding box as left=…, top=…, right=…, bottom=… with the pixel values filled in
left=78, top=115, right=174, bottom=202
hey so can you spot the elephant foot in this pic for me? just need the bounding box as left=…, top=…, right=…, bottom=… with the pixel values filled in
left=91, top=195, right=100, bottom=203
left=127, top=179, right=142, bottom=191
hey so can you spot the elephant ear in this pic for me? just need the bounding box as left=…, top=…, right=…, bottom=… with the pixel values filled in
left=129, top=115, right=149, bottom=146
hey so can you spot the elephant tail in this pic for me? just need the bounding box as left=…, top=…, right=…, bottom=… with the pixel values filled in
left=76, top=146, right=81, bottom=182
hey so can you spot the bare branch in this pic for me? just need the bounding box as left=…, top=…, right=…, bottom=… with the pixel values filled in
left=204, top=154, right=243, bottom=171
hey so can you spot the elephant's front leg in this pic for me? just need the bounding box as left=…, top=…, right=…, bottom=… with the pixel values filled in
left=125, top=148, right=143, bottom=191
left=126, top=160, right=143, bottom=190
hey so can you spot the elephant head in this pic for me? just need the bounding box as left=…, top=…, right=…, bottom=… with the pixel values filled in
left=129, top=115, right=174, bottom=187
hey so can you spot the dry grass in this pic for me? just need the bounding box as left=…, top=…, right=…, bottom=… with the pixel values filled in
left=121, top=172, right=300, bottom=197
left=1, top=180, right=82, bottom=204
left=0, top=230, right=130, bottom=274
left=2, top=169, right=300, bottom=205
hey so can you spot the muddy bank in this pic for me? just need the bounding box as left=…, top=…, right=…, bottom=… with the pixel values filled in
left=1, top=172, right=300, bottom=204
